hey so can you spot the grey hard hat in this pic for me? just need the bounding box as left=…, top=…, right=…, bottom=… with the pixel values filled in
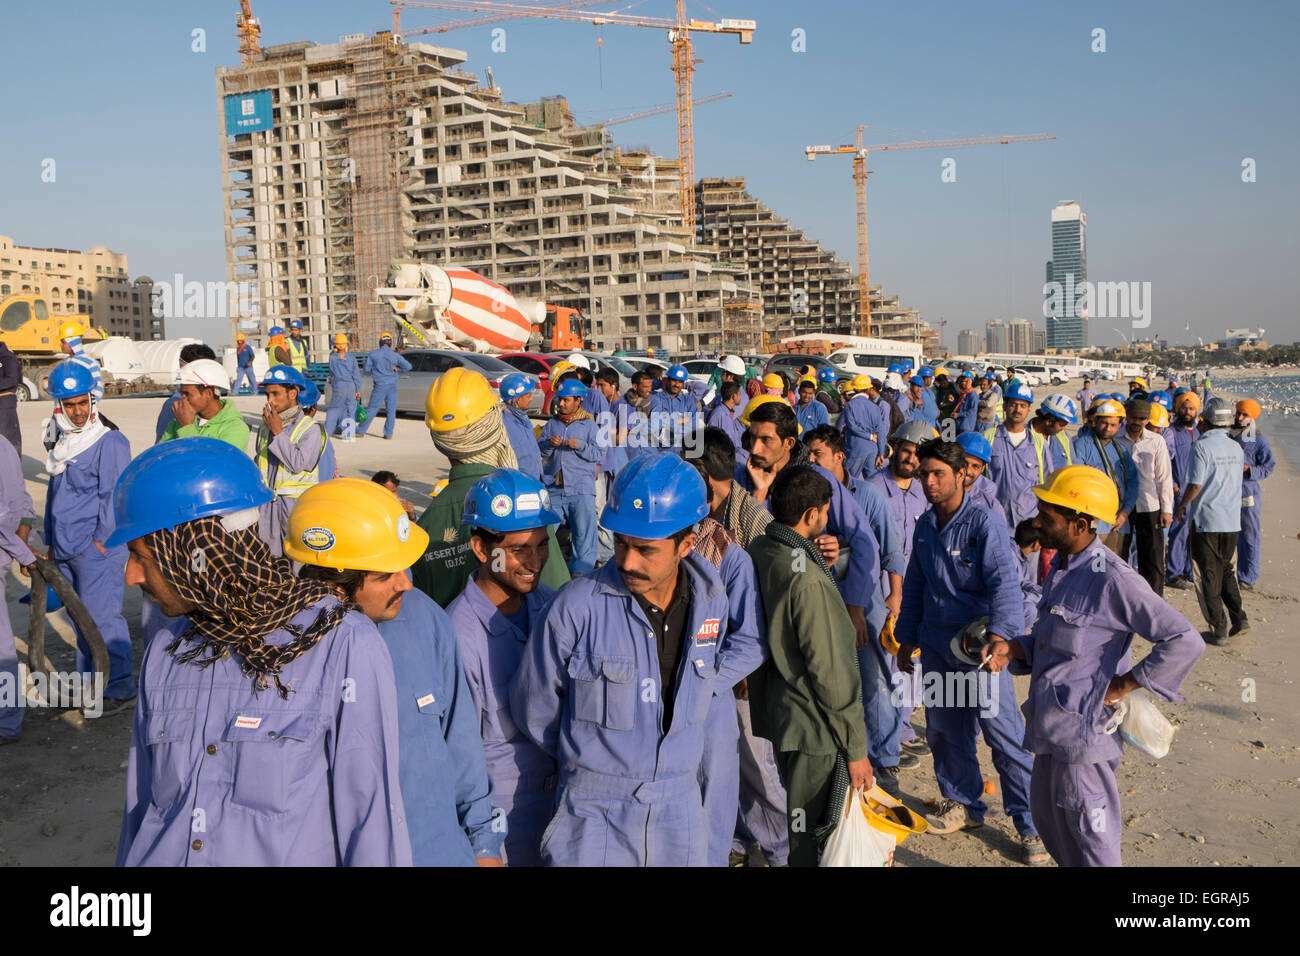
left=1204, top=397, right=1234, bottom=427
left=890, top=419, right=935, bottom=447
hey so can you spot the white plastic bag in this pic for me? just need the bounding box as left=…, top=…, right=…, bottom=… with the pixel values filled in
left=1105, top=689, right=1175, bottom=759
left=820, top=786, right=897, bottom=867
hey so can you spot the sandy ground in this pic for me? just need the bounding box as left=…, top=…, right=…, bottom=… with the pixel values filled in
left=0, top=386, right=1297, bottom=867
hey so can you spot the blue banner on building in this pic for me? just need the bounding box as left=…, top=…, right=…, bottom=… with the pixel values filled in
left=224, top=90, right=272, bottom=135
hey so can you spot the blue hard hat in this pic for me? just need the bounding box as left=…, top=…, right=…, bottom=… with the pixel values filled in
left=817, top=366, right=836, bottom=384
left=290, top=320, right=303, bottom=330
left=499, top=373, right=536, bottom=400
left=886, top=363, right=902, bottom=375
left=554, top=378, right=588, bottom=398
left=956, top=432, right=993, bottom=464
left=1003, top=381, right=1034, bottom=404
left=1149, top=390, right=1172, bottom=410
left=45, top=359, right=96, bottom=400
left=984, top=370, right=996, bottom=379
left=908, top=375, right=924, bottom=387
left=1110, top=391, right=1127, bottom=402
left=666, top=364, right=689, bottom=382
left=462, top=469, right=561, bottom=532
left=601, top=452, right=707, bottom=539
left=900, top=359, right=914, bottom=370
left=298, top=380, right=321, bottom=407
left=959, top=370, right=975, bottom=380
left=268, top=326, right=285, bottom=337
left=106, top=437, right=273, bottom=548
left=261, top=365, right=308, bottom=390
left=919, top=366, right=934, bottom=377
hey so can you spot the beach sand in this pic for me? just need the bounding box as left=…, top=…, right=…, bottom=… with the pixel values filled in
left=1, top=386, right=1297, bottom=867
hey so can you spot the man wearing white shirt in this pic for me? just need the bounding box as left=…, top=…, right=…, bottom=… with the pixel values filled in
left=1115, top=398, right=1173, bottom=594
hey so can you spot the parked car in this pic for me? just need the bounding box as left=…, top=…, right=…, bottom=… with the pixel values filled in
left=680, top=359, right=717, bottom=383
left=386, top=349, right=543, bottom=416
left=564, top=350, right=635, bottom=395
left=765, top=353, right=836, bottom=382
left=623, top=356, right=669, bottom=379
left=499, top=351, right=564, bottom=410
left=1008, top=368, right=1043, bottom=387
left=15, top=375, right=38, bottom=402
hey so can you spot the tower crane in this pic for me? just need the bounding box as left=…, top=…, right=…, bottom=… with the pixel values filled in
left=805, top=127, right=1055, bottom=337
left=394, top=1, right=755, bottom=242
left=236, top=0, right=262, bottom=63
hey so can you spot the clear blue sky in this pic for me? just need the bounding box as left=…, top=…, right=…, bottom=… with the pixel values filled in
left=2, top=0, right=1295, bottom=347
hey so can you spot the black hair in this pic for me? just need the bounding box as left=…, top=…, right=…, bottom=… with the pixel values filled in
left=798, top=378, right=816, bottom=391
left=770, top=465, right=832, bottom=527
left=371, top=471, right=399, bottom=487
left=748, top=399, right=799, bottom=442
left=573, top=367, right=594, bottom=387
left=916, top=438, right=967, bottom=474
left=631, top=370, right=649, bottom=386
left=299, top=564, right=368, bottom=599
left=596, top=367, right=619, bottom=388
left=719, top=380, right=740, bottom=403
left=802, top=424, right=844, bottom=456
left=180, top=344, right=216, bottom=364
left=687, top=426, right=737, bottom=482
left=470, top=526, right=506, bottom=549
left=1014, top=518, right=1039, bottom=549
left=670, top=525, right=696, bottom=545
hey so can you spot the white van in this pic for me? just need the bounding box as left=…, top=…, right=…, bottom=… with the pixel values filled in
left=827, top=337, right=924, bottom=380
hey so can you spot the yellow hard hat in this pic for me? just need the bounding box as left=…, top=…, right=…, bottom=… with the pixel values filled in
left=852, top=374, right=873, bottom=391
left=333, top=333, right=349, bottom=346
left=762, top=373, right=785, bottom=390
left=59, top=321, right=86, bottom=341
left=858, top=786, right=928, bottom=844
left=1090, top=398, right=1125, bottom=418
left=236, top=332, right=246, bottom=341
left=284, top=478, right=428, bottom=573
left=1148, top=404, right=1170, bottom=428
left=550, top=360, right=575, bottom=380
left=425, top=366, right=498, bottom=432
left=1132, top=377, right=1148, bottom=389
left=739, top=393, right=791, bottom=427
left=798, top=376, right=817, bottom=388
left=1032, top=464, right=1120, bottom=526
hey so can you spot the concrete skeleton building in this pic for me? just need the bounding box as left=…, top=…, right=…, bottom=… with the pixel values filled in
left=216, top=32, right=934, bottom=356
left=0, top=234, right=164, bottom=341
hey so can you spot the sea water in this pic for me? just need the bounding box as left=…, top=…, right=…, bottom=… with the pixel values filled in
left=1213, top=371, right=1300, bottom=469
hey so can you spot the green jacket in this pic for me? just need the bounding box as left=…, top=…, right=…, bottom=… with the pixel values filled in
left=412, top=461, right=570, bottom=608
left=746, top=528, right=868, bottom=761
left=160, top=397, right=250, bottom=452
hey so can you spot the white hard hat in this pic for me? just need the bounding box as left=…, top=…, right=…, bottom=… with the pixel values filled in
left=720, top=354, right=746, bottom=376
left=179, top=358, right=231, bottom=391
left=566, top=353, right=591, bottom=370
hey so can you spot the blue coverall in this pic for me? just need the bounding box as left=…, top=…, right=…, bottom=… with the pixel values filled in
left=235, top=343, right=257, bottom=394
left=954, top=389, right=980, bottom=433
left=0, top=438, right=36, bottom=741
left=1165, top=423, right=1198, bottom=582
left=538, top=415, right=603, bottom=575
left=1235, top=431, right=1274, bottom=585
left=984, top=425, right=1044, bottom=533
left=357, top=345, right=412, bottom=439
left=838, top=394, right=886, bottom=479
left=446, top=577, right=558, bottom=866
left=510, top=554, right=760, bottom=866
left=324, top=351, right=363, bottom=438
left=503, top=404, right=543, bottom=479
left=648, top=387, right=699, bottom=449
left=794, top=397, right=829, bottom=434
left=1071, top=428, right=1139, bottom=537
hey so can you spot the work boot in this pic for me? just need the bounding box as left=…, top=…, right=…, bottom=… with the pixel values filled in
left=728, top=849, right=746, bottom=868
left=1229, top=620, right=1251, bottom=637
left=874, top=766, right=901, bottom=798
left=896, top=751, right=920, bottom=770
left=1237, top=579, right=1253, bottom=591
left=1022, top=834, right=1051, bottom=866
left=901, top=737, right=931, bottom=757
left=1168, top=577, right=1194, bottom=591
left=923, top=799, right=983, bottom=834
left=1202, top=630, right=1227, bottom=646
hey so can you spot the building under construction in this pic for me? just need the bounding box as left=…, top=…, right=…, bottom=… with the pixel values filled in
left=216, top=32, right=933, bottom=356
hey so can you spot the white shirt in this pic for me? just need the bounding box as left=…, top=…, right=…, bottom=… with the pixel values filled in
left=1116, top=429, right=1174, bottom=514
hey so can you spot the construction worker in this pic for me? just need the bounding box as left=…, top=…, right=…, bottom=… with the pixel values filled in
left=154, top=343, right=216, bottom=443
left=324, top=333, right=362, bottom=438
left=1076, top=375, right=1097, bottom=412
left=288, top=478, right=502, bottom=866
left=977, top=370, right=1003, bottom=427
left=956, top=431, right=1004, bottom=522
left=901, top=375, right=934, bottom=426
left=159, top=358, right=249, bottom=450
left=41, top=359, right=135, bottom=710
left=1165, top=389, right=1201, bottom=589
left=894, top=439, right=1045, bottom=866
left=414, top=367, right=569, bottom=607
left=297, top=379, right=337, bottom=480
left=916, top=366, right=940, bottom=424
left=794, top=378, right=829, bottom=434
left=747, top=465, right=872, bottom=866
left=705, top=380, right=746, bottom=452
left=1232, top=399, right=1274, bottom=590
left=114, top=439, right=410, bottom=866
left=538, top=378, right=603, bottom=574
left=1071, top=398, right=1137, bottom=555
left=1115, top=397, right=1173, bottom=595
left=0, top=435, right=39, bottom=743
left=760, top=372, right=786, bottom=400
left=510, top=453, right=760, bottom=866
left=234, top=331, right=257, bottom=395
left=287, top=319, right=310, bottom=372
left=587, top=367, right=627, bottom=566
left=684, top=428, right=787, bottom=867
left=1129, top=376, right=1148, bottom=397
left=0, top=339, right=23, bottom=454
left=953, top=370, right=980, bottom=434
left=446, top=470, right=563, bottom=866
left=838, top=373, right=887, bottom=478
left=265, top=325, right=291, bottom=368
left=1032, top=394, right=1077, bottom=471
left=982, top=382, right=1047, bottom=534
left=814, top=365, right=842, bottom=415
left=254, top=365, right=326, bottom=557
left=499, top=373, right=543, bottom=478
left=933, top=368, right=958, bottom=422
left=57, top=321, right=104, bottom=401
left=357, top=332, right=412, bottom=439
left=650, top=364, right=699, bottom=448
left=1175, top=399, right=1247, bottom=644
left=988, top=465, right=1205, bottom=867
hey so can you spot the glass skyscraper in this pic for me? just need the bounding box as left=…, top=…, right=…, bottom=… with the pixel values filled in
left=1046, top=200, right=1087, bottom=349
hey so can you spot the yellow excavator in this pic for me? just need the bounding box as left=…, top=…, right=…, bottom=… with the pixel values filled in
left=0, top=293, right=107, bottom=398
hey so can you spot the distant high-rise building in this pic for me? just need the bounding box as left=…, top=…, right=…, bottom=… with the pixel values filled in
left=957, top=328, right=983, bottom=355
left=1046, top=200, right=1087, bottom=350
left=985, top=318, right=1009, bottom=354
left=1008, top=317, right=1033, bottom=354
left=1031, top=327, right=1046, bottom=353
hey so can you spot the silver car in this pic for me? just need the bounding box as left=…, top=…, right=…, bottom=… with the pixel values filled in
left=342, top=349, right=544, bottom=417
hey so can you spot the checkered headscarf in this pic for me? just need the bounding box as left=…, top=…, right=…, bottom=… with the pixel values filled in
left=147, top=516, right=353, bottom=697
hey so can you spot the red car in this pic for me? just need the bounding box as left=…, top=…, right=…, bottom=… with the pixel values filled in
left=498, top=352, right=564, bottom=410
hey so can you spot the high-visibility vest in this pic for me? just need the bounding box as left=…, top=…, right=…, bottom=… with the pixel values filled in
left=287, top=337, right=309, bottom=371
left=983, top=425, right=1048, bottom=483
left=256, top=414, right=324, bottom=499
